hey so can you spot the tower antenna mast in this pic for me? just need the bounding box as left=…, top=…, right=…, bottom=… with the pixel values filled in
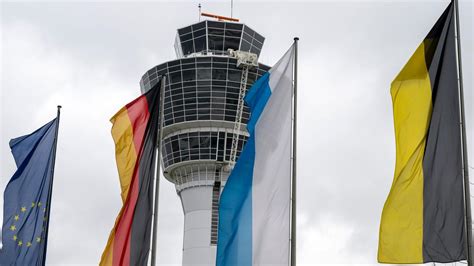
left=198, top=3, right=202, bottom=22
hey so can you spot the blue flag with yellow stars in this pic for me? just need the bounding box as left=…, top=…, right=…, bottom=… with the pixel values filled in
left=0, top=118, right=58, bottom=265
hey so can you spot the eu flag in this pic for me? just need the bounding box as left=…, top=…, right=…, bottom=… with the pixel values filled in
left=1, top=118, right=59, bottom=265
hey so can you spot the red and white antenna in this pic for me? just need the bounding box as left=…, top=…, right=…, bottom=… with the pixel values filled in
left=200, top=12, right=239, bottom=22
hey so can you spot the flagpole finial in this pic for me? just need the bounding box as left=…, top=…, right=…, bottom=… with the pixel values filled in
left=56, top=105, right=62, bottom=117
left=294, top=37, right=299, bottom=41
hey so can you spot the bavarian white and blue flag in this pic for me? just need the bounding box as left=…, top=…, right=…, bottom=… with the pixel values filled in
left=0, top=118, right=58, bottom=265
left=216, top=44, right=294, bottom=265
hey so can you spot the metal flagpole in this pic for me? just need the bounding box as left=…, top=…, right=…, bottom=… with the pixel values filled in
left=41, top=105, right=62, bottom=265
left=291, top=37, right=299, bottom=266
left=453, top=0, right=472, bottom=265
left=151, top=77, right=166, bottom=266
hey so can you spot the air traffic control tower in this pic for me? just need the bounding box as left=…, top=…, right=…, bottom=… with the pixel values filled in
left=140, top=17, right=269, bottom=265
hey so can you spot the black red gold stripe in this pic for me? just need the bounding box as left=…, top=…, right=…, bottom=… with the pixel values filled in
left=100, top=80, right=161, bottom=266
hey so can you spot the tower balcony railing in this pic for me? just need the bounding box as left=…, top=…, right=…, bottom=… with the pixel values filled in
left=180, top=49, right=234, bottom=59
left=164, top=161, right=230, bottom=192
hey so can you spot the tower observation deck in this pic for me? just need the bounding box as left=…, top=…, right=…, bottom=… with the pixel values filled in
left=140, top=19, right=269, bottom=265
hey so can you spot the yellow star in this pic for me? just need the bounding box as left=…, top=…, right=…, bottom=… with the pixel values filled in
left=13, top=235, right=17, bottom=241
left=38, top=202, right=42, bottom=207
left=26, top=242, right=32, bottom=247
left=14, top=215, right=19, bottom=221
left=21, top=207, right=26, bottom=212
left=36, top=237, right=41, bottom=243
left=18, top=241, right=22, bottom=246
left=10, top=225, right=16, bottom=231
left=31, top=202, right=36, bottom=208
left=43, top=208, right=46, bottom=213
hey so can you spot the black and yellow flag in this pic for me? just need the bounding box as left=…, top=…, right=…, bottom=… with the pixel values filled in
left=378, top=3, right=466, bottom=263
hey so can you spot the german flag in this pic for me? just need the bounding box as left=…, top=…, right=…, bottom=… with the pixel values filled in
left=100, top=80, right=161, bottom=266
left=378, top=3, right=467, bottom=263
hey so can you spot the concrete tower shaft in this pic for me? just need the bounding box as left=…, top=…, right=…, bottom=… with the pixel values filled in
left=140, top=20, right=268, bottom=265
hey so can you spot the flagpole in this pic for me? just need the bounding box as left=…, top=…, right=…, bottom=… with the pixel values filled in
left=151, top=77, right=166, bottom=266
left=41, top=105, right=62, bottom=265
left=291, top=37, right=299, bottom=266
left=453, top=0, right=472, bottom=265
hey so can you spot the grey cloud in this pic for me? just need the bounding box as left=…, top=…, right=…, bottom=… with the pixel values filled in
left=1, top=1, right=472, bottom=265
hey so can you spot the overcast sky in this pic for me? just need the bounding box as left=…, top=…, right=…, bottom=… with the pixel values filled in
left=1, top=0, right=473, bottom=265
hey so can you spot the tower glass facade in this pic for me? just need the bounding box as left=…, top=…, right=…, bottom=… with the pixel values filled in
left=140, top=20, right=269, bottom=265
left=171, top=21, right=265, bottom=58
